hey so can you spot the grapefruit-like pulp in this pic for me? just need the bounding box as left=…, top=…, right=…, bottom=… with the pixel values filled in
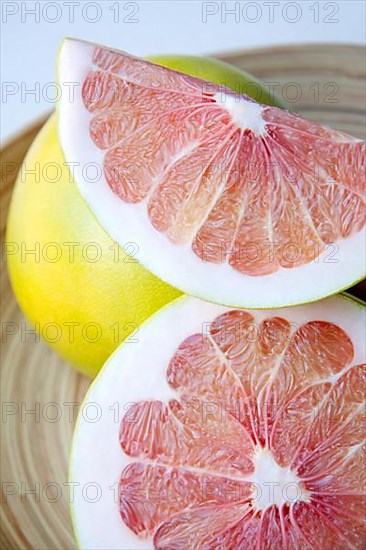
left=7, top=55, right=277, bottom=377
left=58, top=39, right=366, bottom=308
left=70, top=294, right=365, bottom=549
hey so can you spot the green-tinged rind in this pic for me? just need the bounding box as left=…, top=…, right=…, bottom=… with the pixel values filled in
left=342, top=290, right=366, bottom=307
left=148, top=54, right=286, bottom=108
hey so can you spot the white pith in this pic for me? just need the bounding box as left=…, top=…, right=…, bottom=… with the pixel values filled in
left=214, top=93, right=266, bottom=135
left=69, top=294, right=365, bottom=549
left=249, top=447, right=310, bottom=511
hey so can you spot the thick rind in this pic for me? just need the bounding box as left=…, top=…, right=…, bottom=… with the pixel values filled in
left=70, top=293, right=365, bottom=549
left=58, top=38, right=366, bottom=309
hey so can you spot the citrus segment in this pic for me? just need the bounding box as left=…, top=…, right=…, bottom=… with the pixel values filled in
left=119, top=396, right=254, bottom=476
left=294, top=363, right=366, bottom=479
left=119, top=463, right=251, bottom=539
left=306, top=442, right=365, bottom=494
left=153, top=502, right=251, bottom=549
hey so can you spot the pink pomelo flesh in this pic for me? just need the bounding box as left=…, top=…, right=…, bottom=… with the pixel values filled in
left=119, top=309, right=365, bottom=549
left=83, top=47, right=365, bottom=276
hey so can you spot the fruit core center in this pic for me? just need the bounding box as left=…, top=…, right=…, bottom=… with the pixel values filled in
left=249, top=448, right=310, bottom=512
left=214, top=94, right=266, bottom=135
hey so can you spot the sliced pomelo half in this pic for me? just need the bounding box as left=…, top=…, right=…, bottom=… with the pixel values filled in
left=58, top=39, right=366, bottom=308
left=70, top=293, right=365, bottom=549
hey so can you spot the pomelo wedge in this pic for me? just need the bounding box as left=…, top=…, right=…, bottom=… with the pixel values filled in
left=58, top=39, right=366, bottom=309
left=70, top=293, right=365, bottom=549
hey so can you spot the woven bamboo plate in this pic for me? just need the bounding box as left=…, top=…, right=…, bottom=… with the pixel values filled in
left=1, top=44, right=365, bottom=550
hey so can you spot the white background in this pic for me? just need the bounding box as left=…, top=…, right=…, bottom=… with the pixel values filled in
left=1, top=0, right=365, bottom=143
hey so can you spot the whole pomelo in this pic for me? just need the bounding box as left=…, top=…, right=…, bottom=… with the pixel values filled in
left=6, top=114, right=181, bottom=377
left=6, top=55, right=283, bottom=378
